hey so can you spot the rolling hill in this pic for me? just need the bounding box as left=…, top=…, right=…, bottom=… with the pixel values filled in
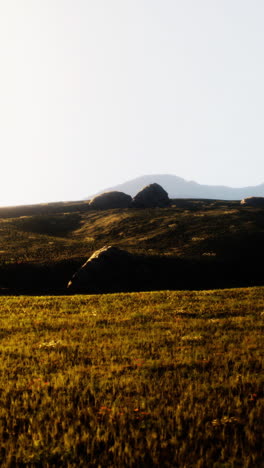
left=0, top=197, right=264, bottom=294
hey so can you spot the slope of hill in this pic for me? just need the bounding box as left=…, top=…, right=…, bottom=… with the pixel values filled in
left=0, top=198, right=264, bottom=293
left=87, top=174, right=264, bottom=200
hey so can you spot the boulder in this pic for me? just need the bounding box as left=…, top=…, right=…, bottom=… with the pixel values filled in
left=89, top=191, right=132, bottom=210
left=67, top=245, right=153, bottom=293
left=132, top=183, right=170, bottom=208
left=240, top=197, right=264, bottom=207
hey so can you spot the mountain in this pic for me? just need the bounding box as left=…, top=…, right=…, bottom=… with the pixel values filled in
left=87, top=174, right=264, bottom=200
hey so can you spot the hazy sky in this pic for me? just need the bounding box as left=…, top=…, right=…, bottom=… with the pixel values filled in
left=1, top=0, right=264, bottom=206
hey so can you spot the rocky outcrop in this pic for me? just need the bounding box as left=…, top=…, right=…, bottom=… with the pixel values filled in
left=89, top=191, right=132, bottom=210
left=67, top=245, right=154, bottom=293
left=88, top=184, right=170, bottom=210
left=132, top=183, right=170, bottom=208
left=240, top=197, right=264, bottom=207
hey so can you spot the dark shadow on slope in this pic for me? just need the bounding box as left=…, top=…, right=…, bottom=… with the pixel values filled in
left=14, top=213, right=82, bottom=237
left=0, top=259, right=85, bottom=295
left=0, top=252, right=262, bottom=295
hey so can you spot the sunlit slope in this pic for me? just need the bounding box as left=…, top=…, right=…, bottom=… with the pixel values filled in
left=0, top=199, right=263, bottom=263
left=0, top=199, right=263, bottom=292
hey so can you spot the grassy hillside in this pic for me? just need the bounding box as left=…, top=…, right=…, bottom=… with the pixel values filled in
left=0, top=199, right=264, bottom=293
left=0, top=288, right=263, bottom=466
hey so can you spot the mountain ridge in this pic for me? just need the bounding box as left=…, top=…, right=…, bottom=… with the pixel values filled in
left=87, top=174, right=264, bottom=200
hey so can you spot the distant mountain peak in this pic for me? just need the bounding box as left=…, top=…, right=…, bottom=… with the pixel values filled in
left=86, top=174, right=264, bottom=201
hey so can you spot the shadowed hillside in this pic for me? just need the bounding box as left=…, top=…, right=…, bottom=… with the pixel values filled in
left=0, top=198, right=263, bottom=293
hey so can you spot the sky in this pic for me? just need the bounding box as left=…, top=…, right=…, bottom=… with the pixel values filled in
left=0, top=0, right=264, bottom=206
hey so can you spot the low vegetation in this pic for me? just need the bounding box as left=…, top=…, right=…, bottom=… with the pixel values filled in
left=0, top=199, right=264, bottom=293
left=0, top=288, right=263, bottom=466
left=1, top=199, right=264, bottom=263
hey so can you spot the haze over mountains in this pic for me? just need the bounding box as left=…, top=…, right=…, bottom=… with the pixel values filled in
left=88, top=174, right=264, bottom=201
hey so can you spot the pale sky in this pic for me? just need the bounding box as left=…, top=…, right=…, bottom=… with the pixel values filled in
left=1, top=0, right=264, bottom=206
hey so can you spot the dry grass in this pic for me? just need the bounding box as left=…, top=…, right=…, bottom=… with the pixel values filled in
left=0, top=287, right=263, bottom=466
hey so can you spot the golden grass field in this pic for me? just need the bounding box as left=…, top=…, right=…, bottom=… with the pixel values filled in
left=0, top=287, right=263, bottom=467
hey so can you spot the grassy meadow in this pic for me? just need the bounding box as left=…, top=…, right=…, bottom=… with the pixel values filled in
left=0, top=287, right=263, bottom=467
